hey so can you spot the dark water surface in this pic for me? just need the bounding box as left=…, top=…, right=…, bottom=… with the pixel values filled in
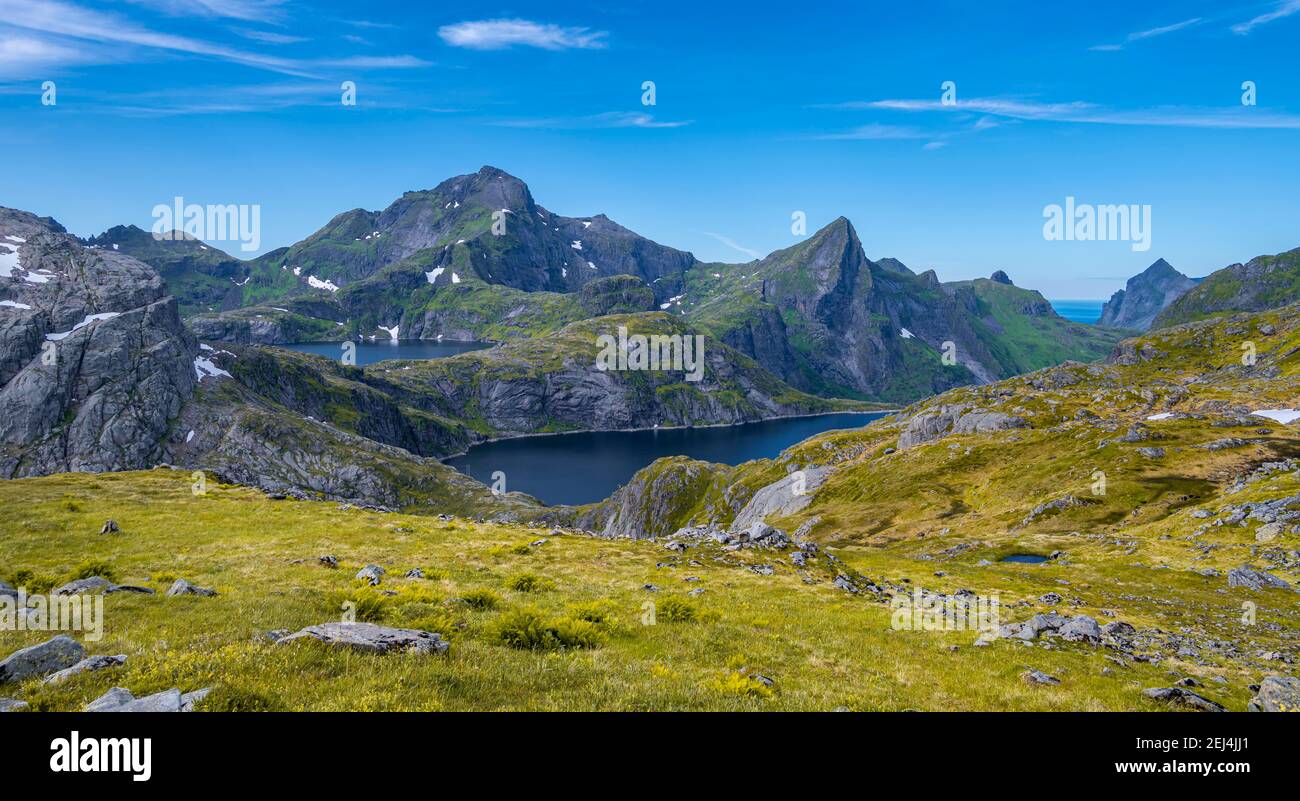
left=444, top=411, right=892, bottom=506
left=1000, top=554, right=1050, bottom=564
left=280, top=339, right=491, bottom=366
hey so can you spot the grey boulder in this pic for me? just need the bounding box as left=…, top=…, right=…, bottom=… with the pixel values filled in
left=85, top=686, right=211, bottom=712
left=42, top=654, right=127, bottom=685
left=53, top=576, right=113, bottom=595
left=1247, top=676, right=1300, bottom=712
left=1228, top=566, right=1292, bottom=591
left=166, top=578, right=217, bottom=597
left=1143, top=686, right=1226, bottom=712
left=0, top=697, right=29, bottom=712
left=0, top=635, right=86, bottom=683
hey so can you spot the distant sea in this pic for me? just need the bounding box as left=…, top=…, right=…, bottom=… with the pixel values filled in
left=1049, top=299, right=1105, bottom=324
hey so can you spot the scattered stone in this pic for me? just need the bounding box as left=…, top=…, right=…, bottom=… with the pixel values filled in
left=664, top=541, right=688, bottom=552
left=748, top=564, right=775, bottom=576
left=687, top=588, right=705, bottom=597
left=355, top=564, right=385, bottom=586
left=1020, top=495, right=1085, bottom=528
left=404, top=568, right=425, bottom=579
left=1228, top=565, right=1292, bottom=591
left=105, top=584, right=155, bottom=595
left=1137, top=447, right=1166, bottom=459
left=319, top=555, right=339, bottom=569
left=0, top=698, right=29, bottom=712
left=1022, top=669, right=1060, bottom=685
left=42, top=654, right=127, bottom=685
left=1247, top=676, right=1300, bottom=712
left=0, top=635, right=86, bottom=683
left=100, top=519, right=120, bottom=535
left=1038, top=592, right=1063, bottom=604
left=529, top=538, right=548, bottom=548
left=832, top=575, right=860, bottom=594
left=276, top=622, right=449, bottom=655
left=642, top=583, right=659, bottom=592
left=53, top=576, right=113, bottom=596
left=166, top=578, right=217, bottom=597
left=1142, top=686, right=1225, bottom=712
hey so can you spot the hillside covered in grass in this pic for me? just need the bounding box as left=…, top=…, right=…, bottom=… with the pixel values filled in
left=3, top=305, right=1298, bottom=711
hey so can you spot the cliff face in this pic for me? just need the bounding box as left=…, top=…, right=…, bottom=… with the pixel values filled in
left=1098, top=258, right=1198, bottom=330
left=0, top=208, right=198, bottom=477
left=0, top=206, right=541, bottom=515
left=1153, top=247, right=1300, bottom=329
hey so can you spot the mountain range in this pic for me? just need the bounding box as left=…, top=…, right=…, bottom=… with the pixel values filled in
left=97, top=166, right=1128, bottom=404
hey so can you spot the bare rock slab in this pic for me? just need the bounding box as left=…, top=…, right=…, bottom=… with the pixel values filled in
left=276, top=622, right=449, bottom=655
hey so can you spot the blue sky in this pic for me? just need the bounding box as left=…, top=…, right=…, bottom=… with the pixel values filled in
left=2, top=0, right=1299, bottom=298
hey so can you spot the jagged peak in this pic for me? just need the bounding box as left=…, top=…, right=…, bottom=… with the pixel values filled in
left=0, top=206, right=68, bottom=236
left=1135, top=258, right=1180, bottom=280
left=990, top=270, right=1013, bottom=285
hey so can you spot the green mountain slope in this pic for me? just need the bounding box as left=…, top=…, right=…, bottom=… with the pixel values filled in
left=1154, top=246, right=1300, bottom=328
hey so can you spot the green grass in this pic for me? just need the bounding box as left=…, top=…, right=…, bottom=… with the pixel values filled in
left=0, top=468, right=1231, bottom=711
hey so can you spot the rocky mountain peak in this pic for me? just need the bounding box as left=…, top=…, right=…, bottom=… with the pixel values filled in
left=990, top=270, right=1013, bottom=285
left=1100, top=258, right=1198, bottom=331
left=875, top=257, right=913, bottom=275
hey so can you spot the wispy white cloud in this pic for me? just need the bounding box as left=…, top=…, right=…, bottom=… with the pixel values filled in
left=0, top=33, right=100, bottom=75
left=233, top=28, right=307, bottom=45
left=494, top=111, right=689, bottom=129
left=0, top=0, right=428, bottom=77
left=128, top=0, right=287, bottom=24
left=703, top=233, right=761, bottom=260
left=438, top=19, right=608, bottom=51
left=833, top=96, right=1300, bottom=130
left=814, top=122, right=927, bottom=140
left=1090, top=16, right=1202, bottom=50
left=1232, top=0, right=1300, bottom=34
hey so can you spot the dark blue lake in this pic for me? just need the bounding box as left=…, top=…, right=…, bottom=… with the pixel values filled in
left=281, top=339, right=491, bottom=366
left=1049, top=299, right=1105, bottom=324
left=444, top=411, right=891, bottom=506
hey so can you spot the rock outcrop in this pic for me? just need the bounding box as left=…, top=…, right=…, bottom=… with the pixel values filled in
left=1, top=208, right=198, bottom=478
